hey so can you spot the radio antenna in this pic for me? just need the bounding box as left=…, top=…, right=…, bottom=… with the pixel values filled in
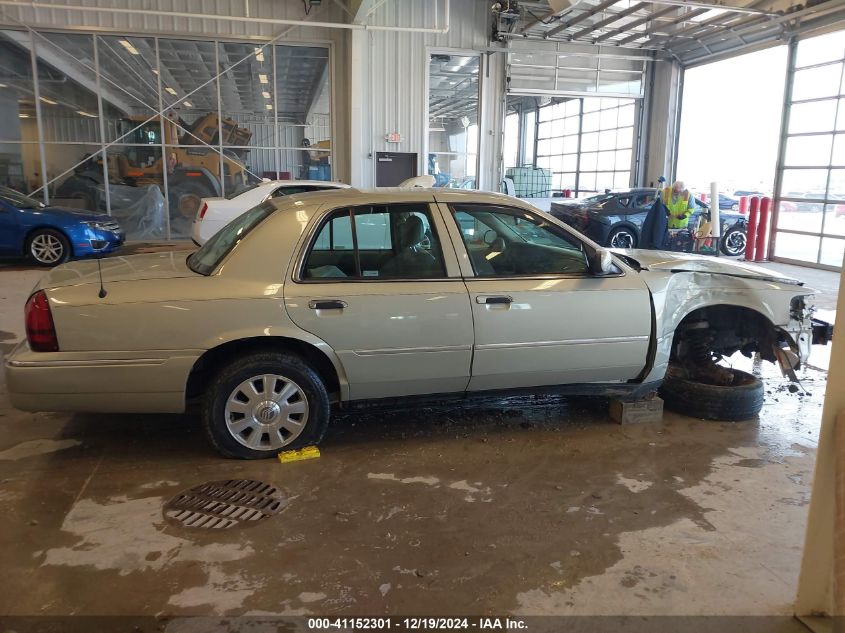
left=96, top=254, right=107, bottom=298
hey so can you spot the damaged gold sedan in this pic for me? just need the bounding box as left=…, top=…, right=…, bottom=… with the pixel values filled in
left=4, top=188, right=827, bottom=458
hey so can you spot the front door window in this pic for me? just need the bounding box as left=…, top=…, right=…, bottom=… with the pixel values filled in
left=451, top=205, right=589, bottom=276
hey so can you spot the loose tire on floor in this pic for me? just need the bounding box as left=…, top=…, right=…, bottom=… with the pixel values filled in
left=202, top=351, right=330, bottom=459
left=659, top=367, right=764, bottom=421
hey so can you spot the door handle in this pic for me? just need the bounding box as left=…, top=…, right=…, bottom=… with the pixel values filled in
left=476, top=295, right=512, bottom=305
left=308, top=299, right=347, bottom=310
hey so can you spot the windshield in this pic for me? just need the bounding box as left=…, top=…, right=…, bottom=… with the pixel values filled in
left=187, top=201, right=276, bottom=275
left=0, top=186, right=43, bottom=209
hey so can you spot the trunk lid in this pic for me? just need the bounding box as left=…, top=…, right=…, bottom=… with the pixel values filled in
left=37, top=252, right=197, bottom=290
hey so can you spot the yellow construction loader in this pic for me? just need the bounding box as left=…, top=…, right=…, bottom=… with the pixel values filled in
left=58, top=113, right=253, bottom=218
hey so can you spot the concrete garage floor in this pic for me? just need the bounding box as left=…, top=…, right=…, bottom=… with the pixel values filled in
left=0, top=248, right=837, bottom=628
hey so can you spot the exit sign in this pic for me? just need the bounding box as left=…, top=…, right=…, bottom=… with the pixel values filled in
left=385, top=132, right=402, bottom=143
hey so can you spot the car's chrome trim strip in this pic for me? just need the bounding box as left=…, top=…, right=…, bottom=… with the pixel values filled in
left=7, top=358, right=167, bottom=368
left=353, top=345, right=472, bottom=356
left=475, top=336, right=649, bottom=350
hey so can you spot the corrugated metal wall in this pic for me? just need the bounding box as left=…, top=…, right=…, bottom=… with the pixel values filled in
left=0, top=0, right=347, bottom=42
left=357, top=0, right=500, bottom=188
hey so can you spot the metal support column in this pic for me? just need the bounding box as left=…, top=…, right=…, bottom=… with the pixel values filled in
left=29, top=30, right=48, bottom=205
left=92, top=35, right=111, bottom=216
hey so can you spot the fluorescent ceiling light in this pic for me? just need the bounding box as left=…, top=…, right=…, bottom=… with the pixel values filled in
left=259, top=74, right=269, bottom=84
left=183, top=101, right=192, bottom=107
left=40, top=96, right=58, bottom=105
left=19, top=113, right=29, bottom=118
left=265, top=104, right=273, bottom=110
left=118, top=39, right=139, bottom=55
left=76, top=110, right=97, bottom=118
left=429, top=126, right=446, bottom=132
left=262, top=91, right=271, bottom=99
left=165, top=87, right=177, bottom=95
left=152, top=69, right=159, bottom=75
left=254, top=47, right=265, bottom=62
left=0, top=83, right=7, bottom=87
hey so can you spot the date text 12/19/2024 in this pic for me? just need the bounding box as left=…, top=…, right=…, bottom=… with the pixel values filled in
left=308, top=618, right=528, bottom=630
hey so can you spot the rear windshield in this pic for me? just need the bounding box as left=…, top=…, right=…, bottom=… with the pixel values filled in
left=580, top=193, right=615, bottom=205
left=187, top=201, right=275, bottom=275
left=225, top=183, right=261, bottom=200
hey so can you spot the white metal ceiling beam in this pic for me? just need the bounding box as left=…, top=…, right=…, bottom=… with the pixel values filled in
left=667, top=0, right=845, bottom=62
left=616, top=6, right=709, bottom=45
left=637, top=0, right=773, bottom=47
left=543, top=0, right=622, bottom=38
left=570, top=2, right=649, bottom=40
left=644, top=0, right=779, bottom=16
left=519, top=1, right=579, bottom=33
left=2, top=29, right=136, bottom=115
left=592, top=4, right=680, bottom=42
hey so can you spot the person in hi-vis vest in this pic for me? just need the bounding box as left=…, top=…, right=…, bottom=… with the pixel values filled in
left=662, top=180, right=695, bottom=229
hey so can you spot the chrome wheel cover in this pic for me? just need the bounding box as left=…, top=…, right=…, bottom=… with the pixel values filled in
left=224, top=374, right=309, bottom=451
left=30, top=233, right=64, bottom=264
left=609, top=230, right=635, bottom=249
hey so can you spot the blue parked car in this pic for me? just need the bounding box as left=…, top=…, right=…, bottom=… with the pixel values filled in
left=0, top=186, right=124, bottom=266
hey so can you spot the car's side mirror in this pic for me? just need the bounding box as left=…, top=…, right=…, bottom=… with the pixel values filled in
left=590, top=247, right=614, bottom=275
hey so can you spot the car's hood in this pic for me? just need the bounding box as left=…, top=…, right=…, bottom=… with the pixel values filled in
left=37, top=252, right=197, bottom=290
left=28, top=206, right=112, bottom=223
left=615, top=249, right=804, bottom=285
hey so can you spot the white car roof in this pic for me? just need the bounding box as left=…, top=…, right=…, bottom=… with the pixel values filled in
left=228, top=180, right=349, bottom=201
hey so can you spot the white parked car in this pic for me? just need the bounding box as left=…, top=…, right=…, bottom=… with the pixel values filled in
left=5, top=189, right=827, bottom=459
left=192, top=180, right=350, bottom=245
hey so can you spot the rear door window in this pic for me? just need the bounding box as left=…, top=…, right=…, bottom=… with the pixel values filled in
left=302, top=204, right=446, bottom=280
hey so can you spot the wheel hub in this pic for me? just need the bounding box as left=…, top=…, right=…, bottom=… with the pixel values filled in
left=224, top=374, right=309, bottom=451
left=254, top=401, right=281, bottom=423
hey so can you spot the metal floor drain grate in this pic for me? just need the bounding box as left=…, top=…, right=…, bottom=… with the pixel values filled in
left=163, top=479, right=287, bottom=529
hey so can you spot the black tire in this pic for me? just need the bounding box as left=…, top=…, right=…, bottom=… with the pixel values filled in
left=660, top=367, right=764, bottom=421
left=26, top=228, right=71, bottom=267
left=202, top=351, right=330, bottom=459
left=720, top=226, right=747, bottom=257
left=170, top=181, right=214, bottom=219
left=607, top=226, right=638, bottom=249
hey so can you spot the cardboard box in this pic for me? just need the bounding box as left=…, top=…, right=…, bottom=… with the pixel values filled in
left=609, top=396, right=664, bottom=425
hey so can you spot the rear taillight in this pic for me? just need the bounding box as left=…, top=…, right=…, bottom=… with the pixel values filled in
left=25, top=291, right=58, bottom=352
left=198, top=203, right=208, bottom=220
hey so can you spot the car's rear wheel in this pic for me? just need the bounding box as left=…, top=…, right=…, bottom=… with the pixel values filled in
left=608, top=226, right=637, bottom=249
left=720, top=226, right=747, bottom=256
left=203, top=351, right=330, bottom=459
left=27, top=229, right=70, bottom=266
